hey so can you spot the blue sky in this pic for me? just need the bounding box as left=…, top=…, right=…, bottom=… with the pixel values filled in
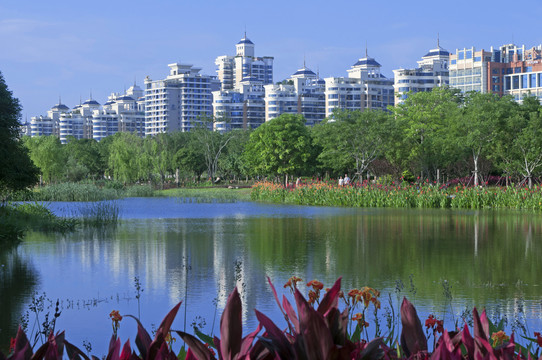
left=2, top=0, right=542, bottom=119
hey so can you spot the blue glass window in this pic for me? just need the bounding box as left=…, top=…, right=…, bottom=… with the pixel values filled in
left=458, top=52, right=464, bottom=60
left=531, top=74, right=537, bottom=87
left=451, top=59, right=456, bottom=65
left=474, top=56, right=481, bottom=62
left=466, top=50, right=473, bottom=59
left=515, top=67, right=522, bottom=73
left=522, top=75, right=528, bottom=88
left=512, top=76, right=519, bottom=89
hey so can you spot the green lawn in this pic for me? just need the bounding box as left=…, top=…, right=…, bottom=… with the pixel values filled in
left=157, top=187, right=252, bottom=201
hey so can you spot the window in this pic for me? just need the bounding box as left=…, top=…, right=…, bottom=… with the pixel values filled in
left=458, top=51, right=464, bottom=60
left=451, top=59, right=456, bottom=65
left=531, top=74, right=537, bottom=87
left=515, top=67, right=522, bottom=73
left=466, top=50, right=473, bottom=59
left=512, top=76, right=519, bottom=89
left=522, top=75, right=528, bottom=88
left=474, top=56, right=482, bottom=62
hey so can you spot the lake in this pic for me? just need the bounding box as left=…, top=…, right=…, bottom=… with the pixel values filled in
left=1, top=197, right=541, bottom=354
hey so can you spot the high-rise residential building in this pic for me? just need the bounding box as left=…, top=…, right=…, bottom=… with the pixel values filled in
left=449, top=47, right=496, bottom=94
left=28, top=86, right=145, bottom=143
left=29, top=99, right=67, bottom=137
left=449, top=43, right=542, bottom=101
left=500, top=44, right=542, bottom=101
left=144, top=63, right=220, bottom=135
left=215, top=34, right=273, bottom=91
left=264, top=64, right=325, bottom=125
left=93, top=84, right=145, bottom=141
left=393, top=44, right=450, bottom=104
left=324, top=52, right=394, bottom=117
left=212, top=75, right=265, bottom=132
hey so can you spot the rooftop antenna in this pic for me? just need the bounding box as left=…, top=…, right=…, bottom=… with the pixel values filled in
left=59, top=95, right=61, bottom=105
left=134, top=76, right=137, bottom=87
left=89, top=90, right=92, bottom=100
left=365, top=40, right=368, bottom=58
left=303, top=53, right=306, bottom=68
left=317, top=65, right=320, bottom=78
left=244, top=25, right=246, bottom=38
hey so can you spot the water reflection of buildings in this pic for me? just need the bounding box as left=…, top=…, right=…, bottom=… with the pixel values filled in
left=18, top=208, right=542, bottom=344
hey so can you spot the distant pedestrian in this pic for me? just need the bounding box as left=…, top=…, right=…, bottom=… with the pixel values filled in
left=296, top=177, right=301, bottom=187
left=338, top=176, right=344, bottom=186
left=344, top=174, right=350, bottom=186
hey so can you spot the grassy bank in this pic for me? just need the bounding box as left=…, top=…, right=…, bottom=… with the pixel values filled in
left=251, top=180, right=542, bottom=211
left=157, top=187, right=252, bottom=201
left=0, top=202, right=77, bottom=245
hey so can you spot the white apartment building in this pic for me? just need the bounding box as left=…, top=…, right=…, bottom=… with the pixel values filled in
left=93, top=84, right=145, bottom=141
left=212, top=75, right=265, bottom=132
left=144, top=63, right=220, bottom=135
left=215, top=34, right=273, bottom=91
left=393, top=45, right=450, bottom=104
left=28, top=86, right=145, bottom=143
left=29, top=100, right=68, bottom=137
left=264, top=64, right=325, bottom=125
left=325, top=53, right=394, bottom=117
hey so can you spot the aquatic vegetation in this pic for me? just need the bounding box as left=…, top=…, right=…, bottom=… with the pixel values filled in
left=74, top=201, right=119, bottom=227
left=3, top=278, right=542, bottom=359
left=251, top=180, right=542, bottom=211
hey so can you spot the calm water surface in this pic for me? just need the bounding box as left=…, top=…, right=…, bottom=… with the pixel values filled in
left=1, top=197, right=542, bottom=354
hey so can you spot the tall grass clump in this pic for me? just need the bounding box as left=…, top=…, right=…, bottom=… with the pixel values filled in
left=32, top=182, right=120, bottom=202
left=124, top=184, right=155, bottom=197
left=75, top=201, right=120, bottom=227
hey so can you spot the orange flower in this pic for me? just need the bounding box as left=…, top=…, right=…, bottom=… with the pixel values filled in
left=491, top=331, right=509, bottom=347
left=352, top=313, right=369, bottom=328
left=308, top=290, right=318, bottom=305
left=109, top=310, right=123, bottom=323
left=425, top=314, right=437, bottom=329
left=306, top=280, right=324, bottom=291
left=284, top=276, right=303, bottom=292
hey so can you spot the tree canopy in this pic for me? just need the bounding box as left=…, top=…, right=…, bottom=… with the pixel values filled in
left=0, top=71, right=38, bottom=194
left=243, top=114, right=314, bottom=183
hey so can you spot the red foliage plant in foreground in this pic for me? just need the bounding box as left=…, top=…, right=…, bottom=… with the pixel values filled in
left=2, top=277, right=541, bottom=360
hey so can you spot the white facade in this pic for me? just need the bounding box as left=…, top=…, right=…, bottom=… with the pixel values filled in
left=215, top=35, right=273, bottom=91
left=393, top=46, right=450, bottom=104
left=144, top=63, right=219, bottom=135
left=264, top=65, right=325, bottom=125
left=212, top=76, right=265, bottom=131
left=325, top=54, right=394, bottom=117
left=28, top=86, right=145, bottom=143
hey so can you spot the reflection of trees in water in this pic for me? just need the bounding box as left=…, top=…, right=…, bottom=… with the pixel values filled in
left=0, top=245, right=38, bottom=350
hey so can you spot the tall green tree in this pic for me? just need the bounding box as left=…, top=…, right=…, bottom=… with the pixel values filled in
left=313, top=109, right=391, bottom=180
left=192, top=118, right=236, bottom=181
left=23, top=136, right=65, bottom=184
left=500, top=96, right=542, bottom=188
left=0, top=71, right=38, bottom=193
left=108, top=132, right=142, bottom=184
left=391, top=87, right=462, bottom=181
left=64, top=137, right=105, bottom=181
left=243, top=114, right=314, bottom=184
left=218, top=130, right=251, bottom=181
left=456, top=92, right=514, bottom=186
